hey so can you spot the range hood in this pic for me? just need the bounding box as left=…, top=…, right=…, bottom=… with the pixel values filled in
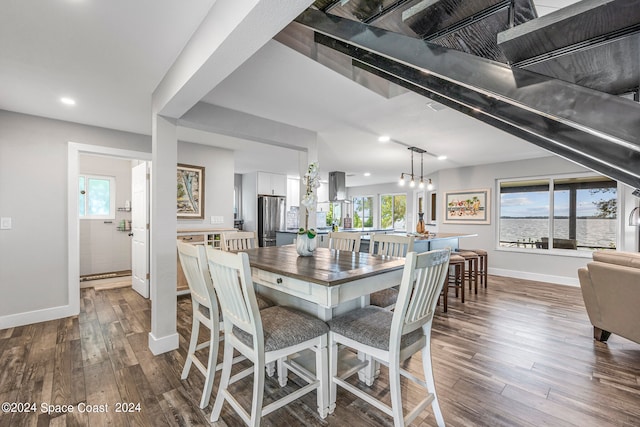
left=328, top=171, right=347, bottom=201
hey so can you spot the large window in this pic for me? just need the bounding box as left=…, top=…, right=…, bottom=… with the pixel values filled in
left=79, top=175, right=116, bottom=219
left=499, top=175, right=616, bottom=251
left=380, top=194, right=406, bottom=230
left=352, top=196, right=373, bottom=228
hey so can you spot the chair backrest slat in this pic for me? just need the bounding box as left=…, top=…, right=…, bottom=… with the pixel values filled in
left=177, top=241, right=215, bottom=310
left=369, top=234, right=414, bottom=257
left=222, top=231, right=258, bottom=251
left=328, top=231, right=361, bottom=252
left=391, top=249, right=450, bottom=343
left=205, top=246, right=262, bottom=340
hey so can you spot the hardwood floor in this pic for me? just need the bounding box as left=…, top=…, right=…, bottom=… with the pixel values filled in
left=1, top=276, right=639, bottom=426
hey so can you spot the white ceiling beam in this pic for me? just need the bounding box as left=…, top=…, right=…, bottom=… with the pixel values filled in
left=152, top=0, right=314, bottom=119
left=179, top=102, right=314, bottom=152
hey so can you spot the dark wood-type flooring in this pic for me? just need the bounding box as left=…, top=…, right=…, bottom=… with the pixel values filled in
left=1, top=275, right=640, bottom=426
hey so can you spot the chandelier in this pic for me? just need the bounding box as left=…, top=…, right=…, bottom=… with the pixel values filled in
left=399, top=146, right=433, bottom=190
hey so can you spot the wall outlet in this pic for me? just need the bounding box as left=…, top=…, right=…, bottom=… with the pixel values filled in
left=210, top=216, right=224, bottom=224
left=1, top=217, right=11, bottom=230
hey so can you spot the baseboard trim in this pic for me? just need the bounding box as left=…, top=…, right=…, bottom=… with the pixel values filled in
left=489, top=267, right=579, bottom=287
left=0, top=304, right=79, bottom=330
left=148, top=332, right=179, bottom=355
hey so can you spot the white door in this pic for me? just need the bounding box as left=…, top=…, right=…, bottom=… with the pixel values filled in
left=131, top=162, right=149, bottom=298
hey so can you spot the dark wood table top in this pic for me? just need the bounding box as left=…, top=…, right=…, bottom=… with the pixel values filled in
left=242, top=245, right=405, bottom=287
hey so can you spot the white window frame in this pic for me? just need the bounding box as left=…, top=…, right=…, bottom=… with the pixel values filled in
left=352, top=195, right=374, bottom=228
left=379, top=192, right=407, bottom=231
left=79, top=174, right=116, bottom=220
left=496, top=172, right=618, bottom=257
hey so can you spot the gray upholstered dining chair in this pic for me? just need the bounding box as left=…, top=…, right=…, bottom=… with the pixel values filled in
left=206, top=246, right=330, bottom=426
left=327, top=249, right=450, bottom=427
left=368, top=233, right=414, bottom=310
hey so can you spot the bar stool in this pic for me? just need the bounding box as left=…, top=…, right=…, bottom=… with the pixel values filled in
left=441, top=254, right=465, bottom=312
left=465, top=249, right=488, bottom=287
left=455, top=251, right=479, bottom=295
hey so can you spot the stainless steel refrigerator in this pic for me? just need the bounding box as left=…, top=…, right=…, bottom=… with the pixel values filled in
left=258, top=195, right=286, bottom=247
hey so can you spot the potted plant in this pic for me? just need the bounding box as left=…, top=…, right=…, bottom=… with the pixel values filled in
left=297, top=162, right=320, bottom=256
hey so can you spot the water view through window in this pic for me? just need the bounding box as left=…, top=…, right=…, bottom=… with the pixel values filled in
left=499, top=176, right=616, bottom=251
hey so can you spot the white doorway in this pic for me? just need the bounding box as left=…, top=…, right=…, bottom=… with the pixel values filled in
left=68, top=143, right=152, bottom=313
left=131, top=162, right=149, bottom=297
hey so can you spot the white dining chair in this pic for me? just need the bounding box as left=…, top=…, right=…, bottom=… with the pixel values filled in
left=177, top=240, right=273, bottom=408
left=327, top=249, right=450, bottom=427
left=176, top=241, right=226, bottom=408
left=206, top=246, right=330, bottom=426
left=328, top=231, right=361, bottom=252
left=222, top=231, right=258, bottom=251
left=369, top=234, right=414, bottom=310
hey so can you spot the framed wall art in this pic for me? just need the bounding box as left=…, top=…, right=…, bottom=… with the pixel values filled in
left=177, top=163, right=205, bottom=219
left=443, top=188, right=490, bottom=224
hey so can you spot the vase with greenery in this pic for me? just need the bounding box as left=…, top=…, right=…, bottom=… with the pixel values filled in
left=297, top=162, right=320, bottom=256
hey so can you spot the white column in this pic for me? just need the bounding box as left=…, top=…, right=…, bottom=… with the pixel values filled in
left=148, top=114, right=179, bottom=355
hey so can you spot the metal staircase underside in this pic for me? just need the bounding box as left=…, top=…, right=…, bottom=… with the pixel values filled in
left=274, top=1, right=640, bottom=190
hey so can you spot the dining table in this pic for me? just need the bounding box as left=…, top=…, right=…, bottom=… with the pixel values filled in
left=241, top=245, right=408, bottom=399
left=242, top=245, right=406, bottom=321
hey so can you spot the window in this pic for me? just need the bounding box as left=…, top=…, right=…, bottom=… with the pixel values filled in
left=380, top=194, right=406, bottom=230
left=79, top=175, right=116, bottom=219
left=326, top=202, right=342, bottom=227
left=499, top=175, right=616, bottom=251
left=352, top=196, right=373, bottom=228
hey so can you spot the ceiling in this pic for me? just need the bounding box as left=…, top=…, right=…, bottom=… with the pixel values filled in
left=1, top=0, right=583, bottom=187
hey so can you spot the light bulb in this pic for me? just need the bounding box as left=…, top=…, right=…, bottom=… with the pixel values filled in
left=427, top=179, right=434, bottom=190
left=409, top=177, right=415, bottom=188
left=419, top=179, right=424, bottom=189
left=399, top=174, right=405, bottom=186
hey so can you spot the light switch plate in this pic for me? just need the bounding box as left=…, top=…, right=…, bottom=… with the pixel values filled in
left=210, top=216, right=223, bottom=224
left=1, top=217, right=11, bottom=230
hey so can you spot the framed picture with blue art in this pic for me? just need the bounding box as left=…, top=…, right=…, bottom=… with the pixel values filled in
left=177, top=163, right=205, bottom=219
left=443, top=188, right=490, bottom=224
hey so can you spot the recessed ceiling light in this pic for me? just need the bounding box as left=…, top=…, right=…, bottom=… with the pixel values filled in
left=437, top=155, right=447, bottom=161
left=378, top=135, right=390, bottom=143
left=364, top=172, right=371, bottom=177
left=60, top=97, right=76, bottom=106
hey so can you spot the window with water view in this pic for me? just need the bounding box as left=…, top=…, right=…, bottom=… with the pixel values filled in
left=499, top=176, right=617, bottom=251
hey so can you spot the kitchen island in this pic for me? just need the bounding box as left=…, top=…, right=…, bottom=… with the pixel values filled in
left=358, top=232, right=477, bottom=253
left=276, top=229, right=476, bottom=252
left=275, top=227, right=394, bottom=247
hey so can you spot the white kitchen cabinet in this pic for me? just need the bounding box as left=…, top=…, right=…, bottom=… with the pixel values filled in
left=257, top=171, right=287, bottom=196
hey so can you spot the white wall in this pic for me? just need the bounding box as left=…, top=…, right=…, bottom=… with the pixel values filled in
left=437, top=155, right=640, bottom=285
left=348, top=155, right=638, bottom=285
left=0, top=110, right=236, bottom=328
left=177, top=141, right=235, bottom=230
left=79, top=155, right=133, bottom=275
left=0, top=110, right=151, bottom=322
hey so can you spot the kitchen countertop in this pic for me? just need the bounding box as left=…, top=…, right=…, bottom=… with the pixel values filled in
left=277, top=227, right=395, bottom=234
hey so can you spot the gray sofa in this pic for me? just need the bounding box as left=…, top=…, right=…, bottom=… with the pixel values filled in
left=578, top=251, right=640, bottom=343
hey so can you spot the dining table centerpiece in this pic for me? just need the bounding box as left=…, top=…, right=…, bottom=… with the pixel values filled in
left=297, top=161, right=320, bottom=256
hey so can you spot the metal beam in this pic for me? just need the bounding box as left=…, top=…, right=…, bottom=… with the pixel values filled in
left=294, top=9, right=640, bottom=190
